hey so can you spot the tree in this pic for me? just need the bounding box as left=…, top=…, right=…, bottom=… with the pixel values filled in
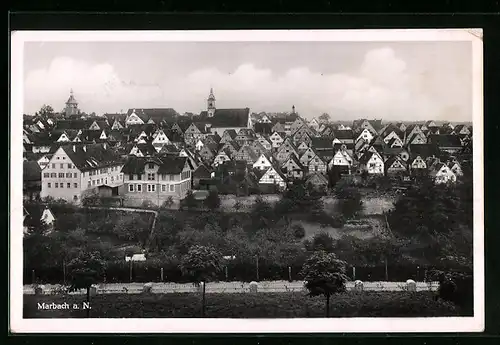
left=300, top=251, right=348, bottom=317
left=204, top=190, right=221, bottom=210
left=182, top=190, right=198, bottom=210
left=36, top=104, right=54, bottom=118
left=67, top=251, right=105, bottom=317
left=305, top=232, right=335, bottom=253
left=319, top=113, right=331, bottom=123
left=250, top=196, right=274, bottom=230
left=334, top=181, right=363, bottom=219
left=180, top=245, right=223, bottom=317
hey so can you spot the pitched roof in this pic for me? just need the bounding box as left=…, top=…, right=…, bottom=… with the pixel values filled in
left=61, top=144, right=123, bottom=172
left=193, top=164, right=212, bottom=178
left=55, top=119, right=93, bottom=130
left=103, top=113, right=128, bottom=123
left=311, top=137, right=333, bottom=149
left=428, top=134, right=462, bottom=148
left=121, top=155, right=189, bottom=175
left=254, top=122, right=273, bottom=135
left=408, top=143, right=440, bottom=159
left=127, top=108, right=179, bottom=123
left=200, top=108, right=250, bottom=127
left=333, top=130, right=354, bottom=140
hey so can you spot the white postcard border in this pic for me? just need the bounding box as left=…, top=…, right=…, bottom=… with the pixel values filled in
left=10, top=29, right=484, bottom=333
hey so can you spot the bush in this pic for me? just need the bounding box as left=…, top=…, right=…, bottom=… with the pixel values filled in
left=292, top=224, right=306, bottom=239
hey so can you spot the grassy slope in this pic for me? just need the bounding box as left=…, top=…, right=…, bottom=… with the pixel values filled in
left=24, top=291, right=464, bottom=318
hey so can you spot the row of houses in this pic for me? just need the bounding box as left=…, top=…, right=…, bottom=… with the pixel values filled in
left=23, top=89, right=472, bottom=205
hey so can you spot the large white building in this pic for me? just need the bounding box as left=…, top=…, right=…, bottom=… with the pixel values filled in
left=40, top=143, right=124, bottom=203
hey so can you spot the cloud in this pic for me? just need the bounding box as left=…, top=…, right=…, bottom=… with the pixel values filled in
left=24, top=48, right=464, bottom=121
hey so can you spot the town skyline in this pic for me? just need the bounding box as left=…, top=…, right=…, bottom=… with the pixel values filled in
left=24, top=41, right=472, bottom=122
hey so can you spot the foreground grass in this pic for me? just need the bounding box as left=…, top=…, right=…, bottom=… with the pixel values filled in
left=24, top=291, right=464, bottom=318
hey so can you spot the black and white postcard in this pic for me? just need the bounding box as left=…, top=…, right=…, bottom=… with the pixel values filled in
left=10, top=29, right=484, bottom=333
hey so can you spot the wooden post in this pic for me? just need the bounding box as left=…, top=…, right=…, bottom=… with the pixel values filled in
left=201, top=282, right=206, bottom=317
left=160, top=267, right=164, bottom=282
left=384, top=257, right=388, bottom=281
left=256, top=255, right=259, bottom=281
left=352, top=267, right=356, bottom=280
left=225, top=266, right=228, bottom=281
left=288, top=266, right=292, bottom=282
left=129, top=260, right=133, bottom=283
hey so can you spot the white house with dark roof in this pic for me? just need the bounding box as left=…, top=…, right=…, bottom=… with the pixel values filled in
left=40, top=143, right=124, bottom=203
left=121, top=155, right=193, bottom=204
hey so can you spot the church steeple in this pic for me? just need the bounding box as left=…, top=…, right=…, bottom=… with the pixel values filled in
left=65, top=89, right=79, bottom=117
left=207, top=88, right=216, bottom=117
left=292, top=105, right=296, bottom=114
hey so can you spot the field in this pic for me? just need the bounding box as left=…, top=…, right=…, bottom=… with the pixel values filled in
left=24, top=291, right=463, bottom=318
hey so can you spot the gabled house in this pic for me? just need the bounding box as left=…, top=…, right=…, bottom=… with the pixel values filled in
left=271, top=122, right=286, bottom=134
left=292, top=125, right=315, bottom=145
left=234, top=144, right=259, bottom=166
left=452, top=124, right=471, bottom=136
left=125, top=110, right=145, bottom=126
left=218, top=141, right=240, bottom=159
left=448, top=160, right=463, bottom=177
left=258, top=166, right=287, bottom=189
left=23, top=204, right=56, bottom=234
left=309, top=118, right=321, bottom=132
left=429, top=162, right=457, bottom=184
left=276, top=138, right=299, bottom=163
left=387, top=136, right=404, bottom=148
left=213, top=150, right=232, bottom=167
left=257, top=136, right=273, bottom=152
left=281, top=154, right=306, bottom=180
left=122, top=155, right=193, bottom=203
left=253, top=153, right=274, bottom=171
left=384, top=156, right=408, bottom=176
left=199, top=144, right=216, bottom=163
left=328, top=146, right=354, bottom=173
left=220, top=129, right=238, bottom=144
left=297, top=141, right=310, bottom=155
left=269, top=131, right=286, bottom=149
left=290, top=117, right=308, bottom=134
left=352, top=119, right=383, bottom=135
left=358, top=151, right=384, bottom=175
left=332, top=130, right=355, bottom=144
left=251, top=140, right=267, bottom=157
left=110, top=119, right=125, bottom=130
left=305, top=172, right=329, bottom=193
left=356, top=128, right=375, bottom=144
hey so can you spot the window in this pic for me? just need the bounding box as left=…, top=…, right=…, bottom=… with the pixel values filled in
left=105, top=178, right=108, bottom=184
left=58, top=173, right=64, bottom=178
left=148, top=163, right=155, bottom=169
left=74, top=173, right=77, bottom=178
left=147, top=173, right=155, bottom=181
left=57, top=157, right=60, bottom=159
left=52, top=164, right=55, bottom=169
left=136, top=174, right=142, bottom=180
left=60, top=164, right=64, bottom=169
left=137, top=184, right=142, bottom=192
left=73, top=195, right=78, bottom=200
left=315, top=166, right=318, bottom=172
left=162, top=185, right=166, bottom=192
left=88, top=181, right=91, bottom=187
left=73, top=183, right=77, bottom=188
left=169, top=175, right=174, bottom=181
left=55, top=183, right=59, bottom=188
left=129, top=174, right=134, bottom=181
left=51, top=173, right=56, bottom=178
left=48, top=182, right=51, bottom=188
left=162, top=174, right=166, bottom=181
left=369, top=163, right=376, bottom=168
left=111, top=176, right=114, bottom=182
left=147, top=184, right=156, bottom=192
left=43, top=173, right=49, bottom=178
left=68, top=163, right=72, bottom=169
left=66, top=173, right=72, bottom=178
left=169, top=184, right=174, bottom=192
left=67, top=183, right=71, bottom=188
left=92, top=180, right=95, bottom=186
left=129, top=184, right=134, bottom=192
left=269, top=175, right=275, bottom=179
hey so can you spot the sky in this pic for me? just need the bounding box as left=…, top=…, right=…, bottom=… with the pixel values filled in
left=23, top=41, right=473, bottom=122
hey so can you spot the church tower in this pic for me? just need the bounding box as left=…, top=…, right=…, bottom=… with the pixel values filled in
left=207, top=88, right=216, bottom=117
left=65, top=89, right=79, bottom=117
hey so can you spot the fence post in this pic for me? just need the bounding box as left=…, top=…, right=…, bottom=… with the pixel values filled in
left=225, top=266, right=228, bottom=281
left=384, top=258, right=388, bottom=281
left=288, top=266, right=292, bottom=282
left=160, top=267, right=164, bottom=282
left=352, top=267, right=356, bottom=280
